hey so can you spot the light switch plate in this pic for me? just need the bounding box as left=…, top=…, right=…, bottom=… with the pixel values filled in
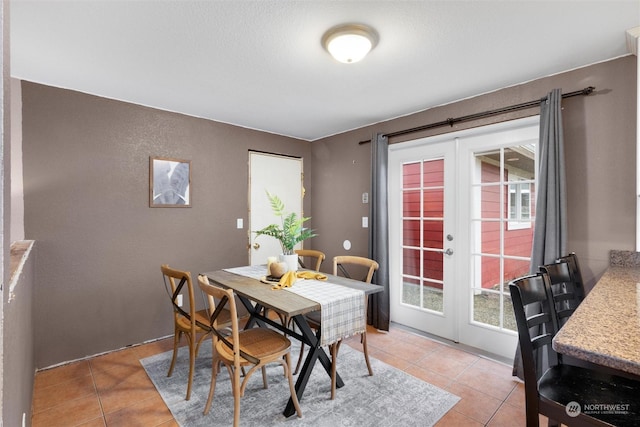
left=362, top=216, right=368, bottom=228
left=237, top=218, right=243, bottom=229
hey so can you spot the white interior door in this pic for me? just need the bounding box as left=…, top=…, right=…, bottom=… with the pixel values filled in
left=249, top=152, right=303, bottom=265
left=389, top=116, right=539, bottom=360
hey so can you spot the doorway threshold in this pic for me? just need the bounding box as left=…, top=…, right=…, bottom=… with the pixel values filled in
left=390, top=321, right=514, bottom=367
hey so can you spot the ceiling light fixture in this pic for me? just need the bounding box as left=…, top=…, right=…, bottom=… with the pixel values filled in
left=322, top=23, right=378, bottom=64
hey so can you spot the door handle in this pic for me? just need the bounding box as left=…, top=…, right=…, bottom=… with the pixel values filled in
left=445, top=248, right=454, bottom=256
left=253, top=242, right=260, bottom=250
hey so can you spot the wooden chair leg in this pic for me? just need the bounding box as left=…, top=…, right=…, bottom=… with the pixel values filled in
left=284, top=352, right=303, bottom=418
left=167, top=329, right=180, bottom=377
left=361, top=331, right=373, bottom=376
left=293, top=342, right=305, bottom=375
left=277, top=313, right=287, bottom=328
left=186, top=335, right=195, bottom=400
left=330, top=342, right=338, bottom=400
left=261, top=366, right=268, bottom=388
left=203, top=354, right=219, bottom=415
left=232, top=367, right=241, bottom=427
left=289, top=316, right=306, bottom=375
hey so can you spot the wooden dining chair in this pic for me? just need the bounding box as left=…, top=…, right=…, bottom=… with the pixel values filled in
left=161, top=264, right=217, bottom=400
left=295, top=249, right=326, bottom=271
left=293, top=255, right=379, bottom=398
left=330, top=256, right=378, bottom=389
left=197, top=275, right=302, bottom=426
left=509, top=272, right=640, bottom=427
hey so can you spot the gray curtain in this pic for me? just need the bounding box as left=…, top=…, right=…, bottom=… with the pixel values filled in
left=513, top=88, right=567, bottom=378
left=368, top=132, right=390, bottom=331
left=529, top=88, right=568, bottom=271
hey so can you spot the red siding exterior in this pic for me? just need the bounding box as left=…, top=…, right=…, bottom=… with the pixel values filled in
left=401, top=159, right=533, bottom=290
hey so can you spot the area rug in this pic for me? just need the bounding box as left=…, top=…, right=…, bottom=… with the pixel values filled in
left=141, top=340, right=460, bottom=426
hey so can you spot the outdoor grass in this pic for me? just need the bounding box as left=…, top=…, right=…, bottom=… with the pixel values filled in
left=401, top=283, right=517, bottom=332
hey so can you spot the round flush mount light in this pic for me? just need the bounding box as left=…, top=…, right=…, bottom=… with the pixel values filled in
left=322, top=23, right=379, bottom=64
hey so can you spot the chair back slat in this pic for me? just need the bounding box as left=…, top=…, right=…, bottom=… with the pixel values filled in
left=530, top=333, right=553, bottom=351
left=526, top=312, right=552, bottom=329
left=509, top=272, right=561, bottom=388
left=197, top=275, right=259, bottom=365
left=162, top=265, right=200, bottom=328
left=295, top=249, right=326, bottom=272
left=556, top=252, right=585, bottom=301
left=541, top=254, right=585, bottom=326
left=553, top=292, right=576, bottom=303
left=333, top=255, right=379, bottom=284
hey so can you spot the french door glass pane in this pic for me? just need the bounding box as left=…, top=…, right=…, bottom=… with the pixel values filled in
left=423, top=220, right=443, bottom=249
left=423, top=189, right=443, bottom=217
left=403, top=219, right=420, bottom=246
left=471, top=144, right=536, bottom=331
left=402, top=248, right=420, bottom=277
left=422, top=279, right=444, bottom=312
left=480, top=220, right=500, bottom=254
left=403, top=162, right=421, bottom=187
left=423, top=159, right=444, bottom=186
left=402, top=190, right=420, bottom=216
left=423, top=250, right=443, bottom=281
left=401, top=158, right=445, bottom=314
left=503, top=258, right=531, bottom=287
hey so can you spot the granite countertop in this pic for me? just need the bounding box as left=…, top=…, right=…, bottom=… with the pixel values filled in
left=552, top=266, right=640, bottom=376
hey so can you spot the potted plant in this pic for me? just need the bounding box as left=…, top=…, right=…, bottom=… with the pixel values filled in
left=254, top=191, right=316, bottom=272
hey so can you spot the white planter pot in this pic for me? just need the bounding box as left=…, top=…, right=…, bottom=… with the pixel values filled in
left=279, top=253, right=298, bottom=273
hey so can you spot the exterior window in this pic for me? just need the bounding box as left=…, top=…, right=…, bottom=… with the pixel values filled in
left=508, top=181, right=531, bottom=229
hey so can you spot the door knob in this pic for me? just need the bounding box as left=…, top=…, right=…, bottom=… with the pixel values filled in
left=253, top=242, right=260, bottom=250
left=445, top=248, right=454, bottom=256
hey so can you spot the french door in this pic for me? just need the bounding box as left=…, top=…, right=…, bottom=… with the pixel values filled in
left=389, top=139, right=458, bottom=340
left=389, top=116, right=539, bottom=360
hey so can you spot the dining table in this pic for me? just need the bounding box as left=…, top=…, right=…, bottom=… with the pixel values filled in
left=552, top=263, right=640, bottom=378
left=201, top=265, right=384, bottom=417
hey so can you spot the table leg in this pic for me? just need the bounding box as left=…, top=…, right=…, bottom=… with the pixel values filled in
left=283, top=314, right=344, bottom=417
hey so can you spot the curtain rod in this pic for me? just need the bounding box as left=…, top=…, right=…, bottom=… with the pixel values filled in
left=359, top=86, right=595, bottom=144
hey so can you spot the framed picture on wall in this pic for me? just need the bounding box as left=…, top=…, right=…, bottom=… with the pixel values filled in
left=149, top=156, right=191, bottom=207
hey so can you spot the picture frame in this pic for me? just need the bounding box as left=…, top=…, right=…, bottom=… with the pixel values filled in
left=149, top=156, right=191, bottom=207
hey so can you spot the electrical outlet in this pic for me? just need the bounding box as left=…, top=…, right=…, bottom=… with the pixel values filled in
left=177, top=294, right=183, bottom=307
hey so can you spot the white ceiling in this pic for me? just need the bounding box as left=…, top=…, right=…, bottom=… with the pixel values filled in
left=10, top=1, right=640, bottom=141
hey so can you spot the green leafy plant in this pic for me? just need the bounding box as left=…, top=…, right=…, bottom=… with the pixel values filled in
left=254, top=191, right=316, bottom=255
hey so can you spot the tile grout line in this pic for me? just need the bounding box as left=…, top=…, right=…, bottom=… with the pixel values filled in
left=88, top=360, right=108, bottom=427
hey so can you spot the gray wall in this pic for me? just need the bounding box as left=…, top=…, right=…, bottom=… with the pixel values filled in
left=311, top=56, right=637, bottom=291
left=21, top=55, right=637, bottom=369
left=21, top=82, right=312, bottom=368
left=3, top=242, right=35, bottom=427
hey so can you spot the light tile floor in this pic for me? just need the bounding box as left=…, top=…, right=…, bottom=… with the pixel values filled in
left=31, top=324, right=549, bottom=426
